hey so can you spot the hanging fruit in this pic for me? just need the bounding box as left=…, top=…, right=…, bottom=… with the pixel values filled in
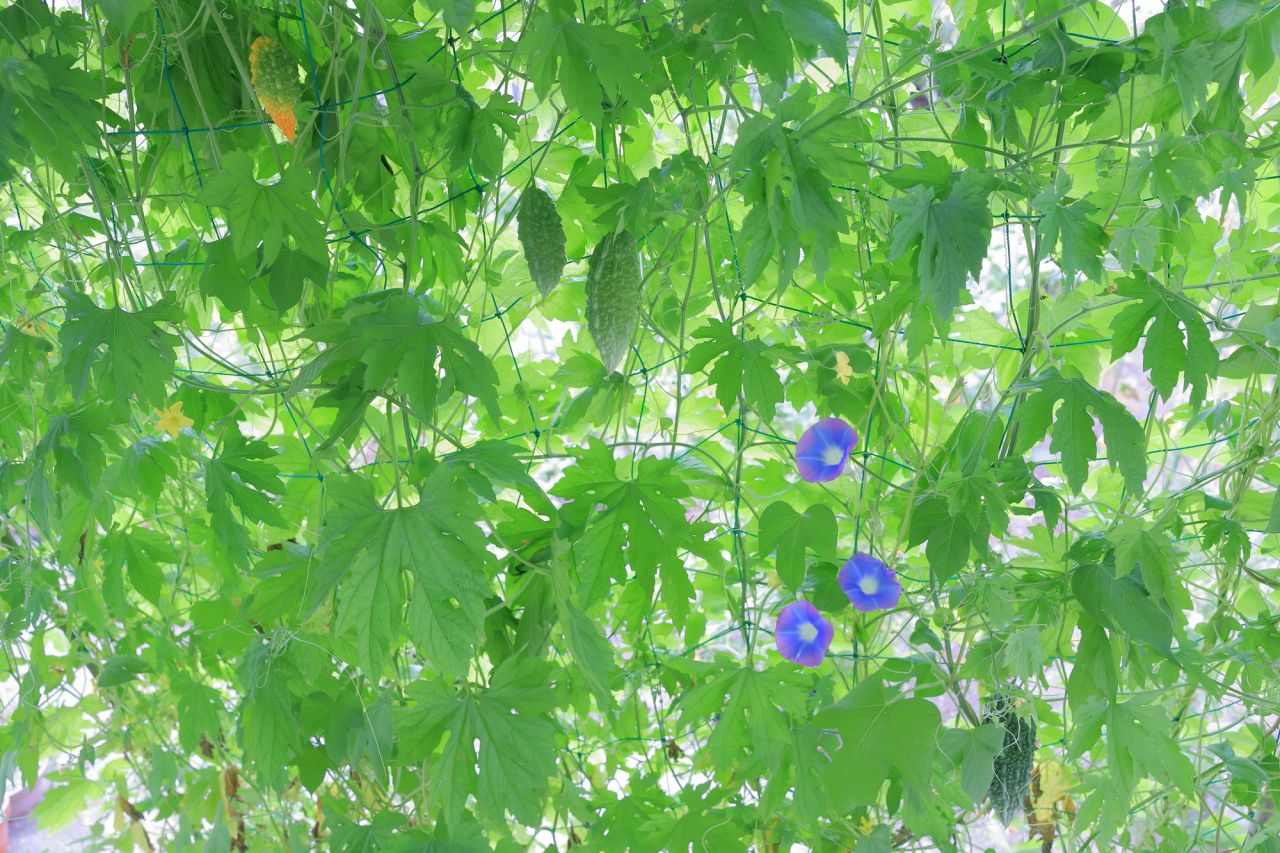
left=249, top=36, right=303, bottom=141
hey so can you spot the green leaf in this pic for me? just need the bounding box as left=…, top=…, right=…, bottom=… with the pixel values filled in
left=199, top=152, right=327, bottom=266
left=1034, top=175, right=1108, bottom=283
left=267, top=246, right=328, bottom=312
left=684, top=0, right=846, bottom=82
left=301, top=290, right=500, bottom=436
left=443, top=439, right=549, bottom=510
left=398, top=657, right=559, bottom=828
left=552, top=439, right=695, bottom=619
left=1000, top=625, right=1046, bottom=679
left=102, top=528, right=177, bottom=606
left=91, top=0, right=150, bottom=32
left=675, top=664, right=808, bottom=773
left=98, top=654, right=150, bottom=687
left=1072, top=562, right=1173, bottom=654
left=757, top=500, right=837, bottom=589
left=176, top=680, right=222, bottom=755
left=245, top=544, right=314, bottom=625
left=560, top=598, right=615, bottom=709
left=312, top=471, right=491, bottom=677
left=1012, top=368, right=1148, bottom=494
left=34, top=779, right=104, bottom=832
left=907, top=496, right=986, bottom=583
left=58, top=290, right=182, bottom=416
left=685, top=321, right=786, bottom=417
left=1110, top=276, right=1218, bottom=404
left=0, top=55, right=123, bottom=181
left=1109, top=517, right=1180, bottom=608
left=810, top=676, right=942, bottom=811
left=0, top=322, right=52, bottom=385
left=1067, top=616, right=1118, bottom=713
left=112, top=437, right=178, bottom=503
left=854, top=827, right=894, bottom=853
left=727, top=90, right=855, bottom=287
left=1071, top=697, right=1198, bottom=807
left=199, top=237, right=257, bottom=314
left=425, top=0, right=475, bottom=31
left=205, top=429, right=288, bottom=567
left=519, top=12, right=655, bottom=126
left=240, top=672, right=298, bottom=791
left=889, top=170, right=994, bottom=331
left=940, top=724, right=1004, bottom=804
left=551, top=540, right=615, bottom=709
left=4, top=1, right=1278, bottom=844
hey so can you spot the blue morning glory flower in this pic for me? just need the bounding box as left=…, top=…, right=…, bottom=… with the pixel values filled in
left=838, top=552, right=901, bottom=612
left=795, top=417, right=858, bottom=483
left=774, top=600, right=834, bottom=667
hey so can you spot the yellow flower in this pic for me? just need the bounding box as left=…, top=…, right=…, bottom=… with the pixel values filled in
left=834, top=350, right=854, bottom=385
left=14, top=312, right=51, bottom=338
left=154, top=401, right=194, bottom=438
left=857, top=815, right=875, bottom=835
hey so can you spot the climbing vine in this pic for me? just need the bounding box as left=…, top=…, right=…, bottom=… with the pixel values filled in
left=1, top=0, right=1279, bottom=850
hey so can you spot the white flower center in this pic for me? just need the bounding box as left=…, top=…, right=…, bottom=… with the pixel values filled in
left=822, top=445, right=843, bottom=466
left=798, top=622, right=818, bottom=643
left=858, top=576, right=879, bottom=596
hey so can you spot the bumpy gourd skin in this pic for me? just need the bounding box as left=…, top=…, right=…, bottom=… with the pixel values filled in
left=249, top=36, right=303, bottom=141
left=517, top=186, right=567, bottom=299
left=584, top=230, right=641, bottom=374
left=984, top=691, right=1036, bottom=826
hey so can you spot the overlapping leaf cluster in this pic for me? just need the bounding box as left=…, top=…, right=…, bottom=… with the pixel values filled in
left=1, top=0, right=1279, bottom=849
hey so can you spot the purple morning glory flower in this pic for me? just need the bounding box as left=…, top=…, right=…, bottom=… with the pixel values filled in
left=795, top=417, right=858, bottom=482
left=838, top=552, right=901, bottom=612
left=774, top=600, right=834, bottom=667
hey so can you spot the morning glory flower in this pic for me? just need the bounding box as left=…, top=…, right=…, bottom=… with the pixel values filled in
left=838, top=552, right=901, bottom=612
left=794, top=417, right=858, bottom=482
left=774, top=600, right=834, bottom=667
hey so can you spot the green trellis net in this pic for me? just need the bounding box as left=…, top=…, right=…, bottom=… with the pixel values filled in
left=1, top=0, right=1279, bottom=850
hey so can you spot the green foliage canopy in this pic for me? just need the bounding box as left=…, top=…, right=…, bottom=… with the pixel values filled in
left=1, top=0, right=1280, bottom=849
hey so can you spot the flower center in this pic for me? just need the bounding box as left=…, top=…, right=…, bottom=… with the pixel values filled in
left=858, top=576, right=879, bottom=596
left=822, top=445, right=844, bottom=466
left=798, top=622, right=818, bottom=643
